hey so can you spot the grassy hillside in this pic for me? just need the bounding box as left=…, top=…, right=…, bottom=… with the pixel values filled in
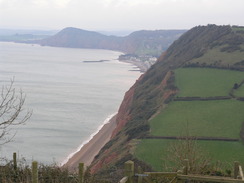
left=184, top=26, right=244, bottom=70
left=175, top=68, right=244, bottom=97
left=135, top=67, right=244, bottom=171
left=150, top=100, right=244, bottom=138
left=188, top=46, right=244, bottom=67
left=90, top=25, right=244, bottom=179
left=235, top=84, right=244, bottom=97
left=135, top=139, right=244, bottom=171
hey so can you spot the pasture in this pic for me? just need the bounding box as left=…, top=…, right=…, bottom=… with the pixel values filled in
left=135, top=68, right=244, bottom=171
left=135, top=139, right=244, bottom=171
left=175, top=68, right=244, bottom=97
left=150, top=100, right=244, bottom=138
left=235, top=84, right=244, bottom=97
left=188, top=46, right=244, bottom=66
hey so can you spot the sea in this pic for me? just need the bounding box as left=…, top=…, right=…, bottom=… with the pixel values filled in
left=0, top=42, right=141, bottom=165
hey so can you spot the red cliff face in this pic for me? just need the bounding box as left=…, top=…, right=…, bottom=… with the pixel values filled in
left=112, top=52, right=167, bottom=138
left=111, top=74, right=144, bottom=138
left=89, top=76, right=145, bottom=173
left=90, top=149, right=118, bottom=173
left=111, top=88, right=134, bottom=138
left=90, top=51, right=181, bottom=174
left=90, top=70, right=178, bottom=174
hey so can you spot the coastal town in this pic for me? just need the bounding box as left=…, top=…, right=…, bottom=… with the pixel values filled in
left=118, top=54, right=157, bottom=72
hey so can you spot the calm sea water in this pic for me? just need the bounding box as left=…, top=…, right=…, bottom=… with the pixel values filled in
left=0, top=42, right=140, bottom=164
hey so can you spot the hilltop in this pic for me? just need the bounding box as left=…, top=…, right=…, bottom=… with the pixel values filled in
left=37, top=27, right=186, bottom=56
left=88, top=24, right=244, bottom=180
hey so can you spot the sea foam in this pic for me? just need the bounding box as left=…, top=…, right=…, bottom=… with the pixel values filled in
left=60, top=112, right=117, bottom=166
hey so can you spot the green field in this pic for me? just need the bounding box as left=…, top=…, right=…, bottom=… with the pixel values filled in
left=135, top=68, right=244, bottom=171
left=135, top=139, right=173, bottom=171
left=232, top=26, right=244, bottom=32
left=150, top=100, right=244, bottom=138
left=188, top=46, right=244, bottom=66
left=234, top=84, right=244, bottom=97
left=135, top=139, right=244, bottom=171
left=175, top=68, right=244, bottom=97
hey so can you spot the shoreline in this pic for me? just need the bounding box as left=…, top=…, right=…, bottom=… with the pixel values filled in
left=62, top=114, right=117, bottom=171
left=63, top=58, right=145, bottom=171
left=118, top=59, right=148, bottom=72
left=118, top=58, right=156, bottom=73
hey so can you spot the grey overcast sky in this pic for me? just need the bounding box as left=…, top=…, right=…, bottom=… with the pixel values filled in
left=0, top=0, right=244, bottom=31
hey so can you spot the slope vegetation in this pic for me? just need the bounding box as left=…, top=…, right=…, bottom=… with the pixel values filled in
left=136, top=67, right=244, bottom=170
left=89, top=25, right=244, bottom=177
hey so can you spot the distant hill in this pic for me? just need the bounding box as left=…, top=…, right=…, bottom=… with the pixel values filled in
left=0, top=29, right=58, bottom=36
left=38, top=27, right=123, bottom=51
left=37, top=27, right=186, bottom=56
left=0, top=29, right=57, bottom=42
left=0, top=34, right=50, bottom=42
left=89, top=24, right=244, bottom=179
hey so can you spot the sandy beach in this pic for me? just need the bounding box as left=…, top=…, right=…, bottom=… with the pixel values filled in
left=63, top=115, right=117, bottom=171
left=63, top=60, right=145, bottom=171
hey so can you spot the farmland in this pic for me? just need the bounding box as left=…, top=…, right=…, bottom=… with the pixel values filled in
left=175, top=68, right=244, bottom=97
left=234, top=84, right=244, bottom=97
left=188, top=46, right=244, bottom=67
left=135, top=139, right=244, bottom=171
left=150, top=100, right=244, bottom=138
left=135, top=68, right=244, bottom=171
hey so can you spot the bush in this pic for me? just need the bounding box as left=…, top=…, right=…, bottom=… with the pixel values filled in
left=126, top=123, right=150, bottom=141
left=0, top=157, right=80, bottom=183
left=163, top=137, right=211, bottom=174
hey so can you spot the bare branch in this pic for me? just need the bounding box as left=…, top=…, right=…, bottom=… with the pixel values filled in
left=163, top=122, right=211, bottom=174
left=0, top=79, right=32, bottom=144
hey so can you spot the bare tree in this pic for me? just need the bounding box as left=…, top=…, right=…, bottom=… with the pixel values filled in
left=163, top=137, right=211, bottom=174
left=163, top=122, right=211, bottom=174
left=0, top=79, right=32, bottom=144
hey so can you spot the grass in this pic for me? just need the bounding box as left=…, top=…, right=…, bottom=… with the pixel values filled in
left=175, top=68, right=244, bottom=97
left=232, top=26, right=244, bottom=32
left=199, top=141, right=244, bottom=164
left=188, top=46, right=244, bottom=66
left=234, top=84, right=244, bottom=97
left=135, top=139, right=173, bottom=171
left=135, top=68, right=244, bottom=170
left=135, top=139, right=244, bottom=171
left=150, top=100, right=244, bottom=138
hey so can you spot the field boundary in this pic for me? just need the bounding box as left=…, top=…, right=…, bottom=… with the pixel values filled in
left=119, top=160, right=244, bottom=183
left=174, top=96, right=232, bottom=101
left=143, top=136, right=239, bottom=142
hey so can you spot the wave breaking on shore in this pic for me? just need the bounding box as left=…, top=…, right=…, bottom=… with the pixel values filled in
left=61, top=112, right=117, bottom=166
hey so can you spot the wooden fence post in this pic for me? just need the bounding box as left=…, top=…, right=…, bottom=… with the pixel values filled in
left=32, top=161, right=38, bottom=183
left=177, top=170, right=184, bottom=183
left=125, top=160, right=134, bottom=183
left=13, top=152, right=18, bottom=183
left=13, top=152, right=17, bottom=171
left=239, top=165, right=244, bottom=180
left=137, top=166, right=143, bottom=183
left=234, top=161, right=240, bottom=179
left=79, top=163, right=84, bottom=183
left=183, top=159, right=189, bottom=175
